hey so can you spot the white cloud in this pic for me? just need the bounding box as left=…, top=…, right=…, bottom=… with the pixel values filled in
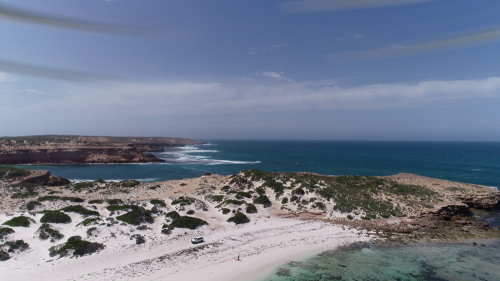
left=0, top=72, right=15, bottom=83
left=353, top=34, right=364, bottom=40
left=25, top=89, right=44, bottom=94
left=262, top=71, right=282, bottom=78
left=259, top=71, right=292, bottom=81
left=4, top=77, right=500, bottom=117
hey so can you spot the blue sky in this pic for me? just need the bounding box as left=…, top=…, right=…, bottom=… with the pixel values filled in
left=1, top=0, right=500, bottom=140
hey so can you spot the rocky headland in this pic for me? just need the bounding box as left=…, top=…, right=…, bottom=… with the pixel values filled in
left=0, top=135, right=203, bottom=164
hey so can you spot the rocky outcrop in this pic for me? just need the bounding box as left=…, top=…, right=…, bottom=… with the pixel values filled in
left=416, top=204, right=470, bottom=221
left=17, top=170, right=70, bottom=186
left=455, top=193, right=500, bottom=210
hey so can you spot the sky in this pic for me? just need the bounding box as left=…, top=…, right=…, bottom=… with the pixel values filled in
left=1, top=0, right=500, bottom=141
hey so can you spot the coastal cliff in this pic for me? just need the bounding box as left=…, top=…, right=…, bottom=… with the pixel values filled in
left=0, top=135, right=203, bottom=164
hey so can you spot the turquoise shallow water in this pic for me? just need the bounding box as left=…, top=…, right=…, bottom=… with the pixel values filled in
left=13, top=141, right=500, bottom=188
left=264, top=239, right=500, bottom=281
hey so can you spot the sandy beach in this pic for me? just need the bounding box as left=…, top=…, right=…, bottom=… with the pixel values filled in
left=0, top=212, right=369, bottom=281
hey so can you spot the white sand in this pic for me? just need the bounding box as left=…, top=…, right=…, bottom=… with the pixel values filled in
left=0, top=213, right=370, bottom=281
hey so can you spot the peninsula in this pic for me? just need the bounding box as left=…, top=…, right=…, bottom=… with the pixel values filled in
left=0, top=135, right=203, bottom=164
left=1, top=167, right=499, bottom=280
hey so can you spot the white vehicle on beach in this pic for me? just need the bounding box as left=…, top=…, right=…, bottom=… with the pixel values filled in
left=191, top=236, right=204, bottom=244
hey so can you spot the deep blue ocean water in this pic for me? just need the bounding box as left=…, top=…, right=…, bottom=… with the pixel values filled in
left=16, top=140, right=500, bottom=188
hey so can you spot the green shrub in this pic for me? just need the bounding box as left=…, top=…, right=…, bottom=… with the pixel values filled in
left=346, top=215, right=354, bottom=220
left=211, top=195, right=224, bottom=202
left=186, top=210, right=195, bottom=215
left=294, top=188, right=305, bottom=195
left=49, top=236, right=104, bottom=257
left=107, top=199, right=124, bottom=205
left=0, top=166, right=31, bottom=180
left=76, top=217, right=103, bottom=227
left=171, top=197, right=193, bottom=206
left=116, top=207, right=153, bottom=225
left=88, top=199, right=104, bottom=204
left=94, top=179, right=106, bottom=184
left=38, top=196, right=84, bottom=203
left=168, top=216, right=207, bottom=230
left=37, top=223, right=64, bottom=240
left=40, top=211, right=72, bottom=224
left=221, top=185, right=230, bottom=192
left=253, top=195, right=271, bottom=207
left=165, top=211, right=181, bottom=219
left=256, top=187, right=265, bottom=195
left=221, top=199, right=245, bottom=206
left=203, top=172, right=211, bottom=176
left=313, top=202, right=326, bottom=210
left=119, top=180, right=140, bottom=188
left=281, top=197, right=288, bottom=204
left=10, top=184, right=38, bottom=199
left=246, top=203, right=257, bottom=214
left=61, top=206, right=100, bottom=217
left=4, top=239, right=29, bottom=253
left=26, top=200, right=42, bottom=211
left=227, top=212, right=250, bottom=225
left=0, top=227, right=15, bottom=239
left=221, top=208, right=231, bottom=215
left=2, top=216, right=33, bottom=227
left=236, top=191, right=252, bottom=199
left=150, top=199, right=166, bottom=207
left=73, top=182, right=94, bottom=192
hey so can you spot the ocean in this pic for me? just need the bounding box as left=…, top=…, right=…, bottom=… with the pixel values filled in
left=16, top=140, right=500, bottom=188
left=11, top=140, right=500, bottom=281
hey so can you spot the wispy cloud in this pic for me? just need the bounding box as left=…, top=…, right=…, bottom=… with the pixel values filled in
left=248, top=44, right=287, bottom=55
left=279, top=0, right=437, bottom=14
left=328, top=25, right=500, bottom=62
left=259, top=71, right=292, bottom=81
left=5, top=77, right=500, bottom=117
left=0, top=72, right=15, bottom=82
left=353, top=34, right=364, bottom=40
left=25, top=89, right=44, bottom=94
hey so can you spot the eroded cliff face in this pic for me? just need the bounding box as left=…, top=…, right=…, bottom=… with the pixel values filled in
left=0, top=148, right=164, bottom=164
left=0, top=135, right=203, bottom=164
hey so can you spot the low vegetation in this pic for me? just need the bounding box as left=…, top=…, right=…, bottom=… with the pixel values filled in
left=107, top=199, right=124, bottom=205
left=253, top=195, right=272, bottom=207
left=88, top=199, right=104, bottom=204
left=171, top=197, right=194, bottom=206
left=0, top=227, right=14, bottom=239
left=37, top=223, right=64, bottom=240
left=0, top=166, right=30, bottom=181
left=61, top=206, right=100, bottom=217
left=227, top=212, right=250, bottom=225
left=40, top=211, right=72, bottom=224
left=150, top=199, right=166, bottom=207
left=115, top=206, right=153, bottom=225
left=245, top=203, right=258, bottom=214
left=49, top=236, right=104, bottom=257
left=2, top=216, right=34, bottom=227
left=26, top=200, right=42, bottom=211
left=166, top=216, right=208, bottom=231
left=38, top=196, right=84, bottom=203
left=77, top=217, right=103, bottom=227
